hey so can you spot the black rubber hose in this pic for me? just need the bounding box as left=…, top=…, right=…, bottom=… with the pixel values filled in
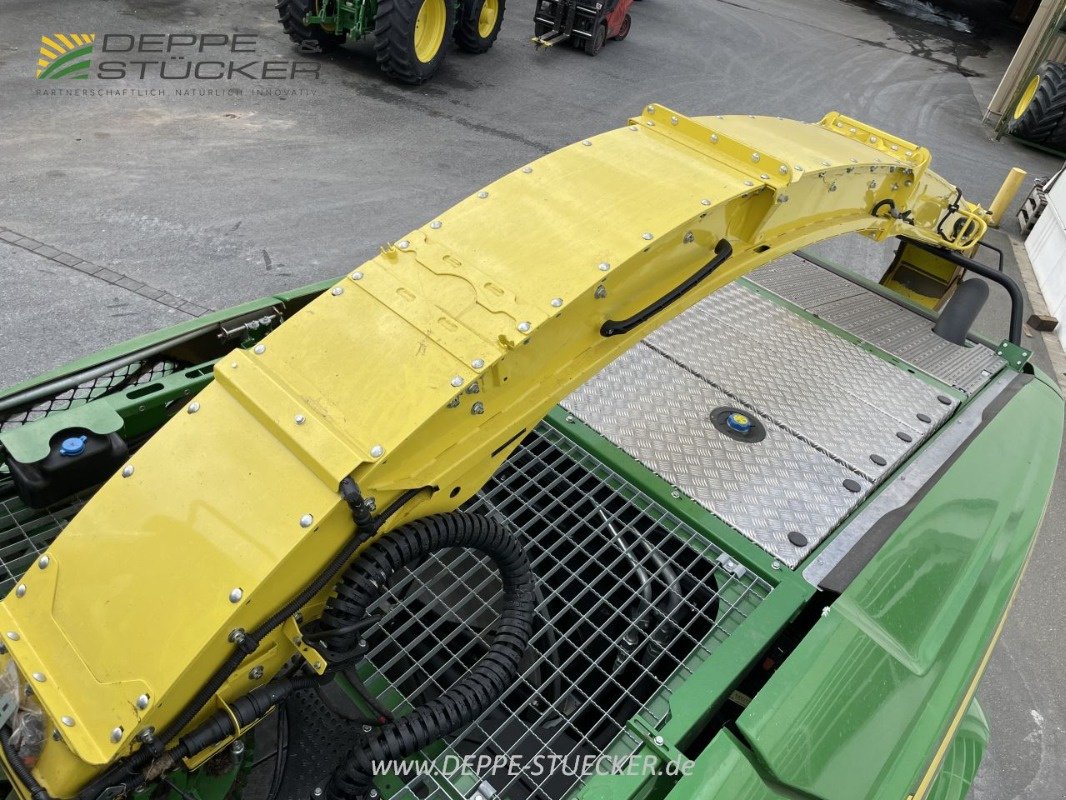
left=0, top=729, right=50, bottom=800
left=322, top=513, right=535, bottom=800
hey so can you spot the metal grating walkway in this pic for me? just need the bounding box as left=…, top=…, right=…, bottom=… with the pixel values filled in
left=362, top=425, right=770, bottom=800
left=749, top=255, right=1005, bottom=395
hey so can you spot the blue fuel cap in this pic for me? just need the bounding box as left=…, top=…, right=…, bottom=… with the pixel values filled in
left=726, top=412, right=753, bottom=434
left=59, top=435, right=87, bottom=457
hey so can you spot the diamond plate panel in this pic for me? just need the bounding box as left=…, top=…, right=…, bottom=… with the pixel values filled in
left=750, top=256, right=1004, bottom=394
left=562, top=346, right=870, bottom=567
left=646, top=283, right=955, bottom=480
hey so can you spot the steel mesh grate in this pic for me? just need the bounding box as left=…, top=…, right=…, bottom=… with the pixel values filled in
left=0, top=477, right=88, bottom=594
left=0, top=358, right=182, bottom=433
left=363, top=424, right=771, bottom=800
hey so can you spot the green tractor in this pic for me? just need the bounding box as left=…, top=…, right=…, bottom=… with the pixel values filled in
left=276, top=0, right=505, bottom=84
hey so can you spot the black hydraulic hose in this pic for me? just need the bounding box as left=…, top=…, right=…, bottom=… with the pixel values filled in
left=72, top=481, right=430, bottom=800
left=1, top=729, right=50, bottom=800
left=323, top=512, right=535, bottom=800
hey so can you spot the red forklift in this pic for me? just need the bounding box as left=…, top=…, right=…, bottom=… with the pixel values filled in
left=532, top=0, right=634, bottom=55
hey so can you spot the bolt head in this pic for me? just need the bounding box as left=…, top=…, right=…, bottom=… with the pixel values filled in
left=654, top=735, right=665, bottom=746
left=122, top=465, right=134, bottom=478
left=779, top=165, right=788, bottom=174
left=229, top=628, right=246, bottom=643
left=6, top=632, right=18, bottom=641
left=187, top=402, right=200, bottom=414
left=331, top=286, right=344, bottom=296
left=295, top=414, right=306, bottom=425
left=710, top=134, right=719, bottom=143
left=642, top=233, right=653, bottom=241
left=38, top=555, right=50, bottom=569
left=249, top=666, right=264, bottom=680
left=550, top=298, right=562, bottom=308
left=231, top=739, right=246, bottom=756
left=397, top=240, right=409, bottom=250
left=15, top=585, right=26, bottom=598
left=670, top=116, right=678, bottom=125
left=477, top=190, right=489, bottom=199
left=370, top=445, right=384, bottom=458
left=110, top=727, right=124, bottom=744
left=136, top=694, right=150, bottom=710
left=61, top=716, right=75, bottom=728
left=471, top=358, right=485, bottom=369
left=700, top=198, right=711, bottom=206
left=522, top=166, right=533, bottom=173
left=451, top=376, right=464, bottom=388
left=229, top=588, right=243, bottom=603
left=253, top=344, right=266, bottom=355
left=471, top=402, right=485, bottom=415
left=350, top=270, right=364, bottom=281
left=517, top=321, right=531, bottom=333
left=32, top=672, right=45, bottom=683
left=598, top=262, right=610, bottom=271
left=299, top=514, right=314, bottom=528
left=744, top=180, right=754, bottom=187
left=430, top=220, right=442, bottom=229
left=581, top=139, right=592, bottom=146
left=751, top=153, right=761, bottom=162
left=771, top=559, right=782, bottom=571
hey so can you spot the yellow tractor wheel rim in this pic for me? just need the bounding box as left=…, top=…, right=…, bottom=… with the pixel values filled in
left=1014, top=75, right=1040, bottom=120
left=414, top=0, right=447, bottom=62
left=478, top=0, right=499, bottom=38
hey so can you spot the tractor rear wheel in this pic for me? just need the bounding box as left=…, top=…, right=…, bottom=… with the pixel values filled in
left=276, top=0, right=346, bottom=52
left=454, top=0, right=506, bottom=53
left=375, top=0, right=454, bottom=84
left=1008, top=62, right=1066, bottom=148
left=584, top=22, right=606, bottom=56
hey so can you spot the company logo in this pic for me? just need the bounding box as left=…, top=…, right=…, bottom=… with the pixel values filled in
left=36, top=33, right=95, bottom=79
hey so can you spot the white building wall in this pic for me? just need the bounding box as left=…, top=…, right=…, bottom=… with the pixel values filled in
left=1026, top=171, right=1066, bottom=351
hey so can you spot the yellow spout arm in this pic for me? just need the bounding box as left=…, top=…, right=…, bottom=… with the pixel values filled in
left=0, top=104, right=985, bottom=797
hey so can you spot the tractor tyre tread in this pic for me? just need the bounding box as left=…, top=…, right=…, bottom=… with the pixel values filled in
left=1009, top=61, right=1066, bottom=145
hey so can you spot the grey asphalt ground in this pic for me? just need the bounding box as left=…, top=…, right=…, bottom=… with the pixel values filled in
left=1, top=0, right=1065, bottom=797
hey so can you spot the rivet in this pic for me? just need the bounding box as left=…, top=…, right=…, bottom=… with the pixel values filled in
left=253, top=344, right=266, bottom=355
left=61, top=716, right=75, bottom=728
left=795, top=165, right=803, bottom=171
left=779, top=165, right=788, bottom=174
left=187, top=402, right=200, bottom=414
left=598, top=262, right=610, bottom=271
left=230, top=362, right=238, bottom=369
left=517, top=321, right=531, bottom=333
left=646, top=104, right=655, bottom=113
left=550, top=298, right=562, bottom=308
left=843, top=479, right=862, bottom=493
left=471, top=402, right=485, bottom=415
left=870, top=454, right=887, bottom=466
left=891, top=144, right=899, bottom=151
left=710, top=134, right=719, bottom=143
left=670, top=116, right=678, bottom=125
left=937, top=394, right=952, bottom=405
left=229, top=588, right=243, bottom=603
left=646, top=120, right=655, bottom=127
left=628, top=125, right=638, bottom=131
left=700, top=199, right=711, bottom=206
left=136, top=694, right=150, bottom=710
left=15, top=585, right=26, bottom=598
left=581, top=139, right=592, bottom=146
left=299, top=514, right=314, bottom=528
left=642, top=232, right=653, bottom=240
left=477, top=191, right=489, bottom=199
left=849, top=127, right=857, bottom=134
left=370, top=445, right=385, bottom=458
left=450, top=376, right=464, bottom=388
left=32, top=672, right=45, bottom=683
left=110, top=727, right=124, bottom=744
left=295, top=414, right=306, bottom=425
left=744, top=180, right=754, bottom=187
left=522, top=166, right=533, bottom=173
left=471, top=358, right=485, bottom=369
left=331, top=286, right=344, bottom=296
left=751, top=153, right=761, bottom=162
left=869, top=135, right=877, bottom=143
left=430, top=220, right=442, bottom=229
left=397, top=240, right=409, bottom=250
left=38, top=556, right=50, bottom=570
left=760, top=173, right=769, bottom=180
left=897, top=431, right=913, bottom=443
left=787, top=531, right=809, bottom=547
left=122, top=465, right=135, bottom=478
left=350, top=271, right=364, bottom=281
left=917, top=413, right=932, bottom=424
